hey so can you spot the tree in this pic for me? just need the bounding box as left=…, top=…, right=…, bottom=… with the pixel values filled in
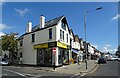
left=1, top=33, right=18, bottom=62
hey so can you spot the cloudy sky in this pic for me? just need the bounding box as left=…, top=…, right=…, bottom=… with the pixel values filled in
left=1, top=2, right=119, bottom=54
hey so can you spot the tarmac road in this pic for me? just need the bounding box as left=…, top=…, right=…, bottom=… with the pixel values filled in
left=74, top=61, right=120, bottom=78
left=86, top=61, right=118, bottom=76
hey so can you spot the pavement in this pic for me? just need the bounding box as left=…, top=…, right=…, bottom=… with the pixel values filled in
left=2, top=60, right=98, bottom=77
left=54, top=60, right=98, bottom=75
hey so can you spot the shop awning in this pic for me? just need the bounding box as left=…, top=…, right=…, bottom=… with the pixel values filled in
left=71, top=49, right=79, bottom=54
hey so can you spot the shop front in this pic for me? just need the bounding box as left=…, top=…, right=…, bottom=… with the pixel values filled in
left=58, top=48, right=69, bottom=65
left=79, top=51, right=83, bottom=62
left=71, top=49, right=79, bottom=63
left=33, top=41, right=70, bottom=66
left=36, top=48, right=52, bottom=66
left=33, top=43, right=52, bottom=66
left=57, top=42, right=70, bottom=65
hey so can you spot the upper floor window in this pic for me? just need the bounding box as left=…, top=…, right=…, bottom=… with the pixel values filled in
left=49, top=28, right=52, bottom=39
left=61, top=23, right=66, bottom=30
left=60, top=29, right=62, bottom=39
left=60, top=29, right=64, bottom=41
left=32, top=34, right=35, bottom=42
left=63, top=31, right=64, bottom=40
left=67, top=34, right=68, bottom=43
left=70, top=39, right=72, bottom=46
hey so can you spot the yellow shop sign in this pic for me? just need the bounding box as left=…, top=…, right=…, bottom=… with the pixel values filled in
left=57, top=42, right=67, bottom=49
left=33, top=43, right=48, bottom=49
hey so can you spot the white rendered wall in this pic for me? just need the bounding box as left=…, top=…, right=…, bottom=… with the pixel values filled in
left=56, top=21, right=70, bottom=45
left=23, top=35, right=37, bottom=65
left=35, top=26, right=56, bottom=44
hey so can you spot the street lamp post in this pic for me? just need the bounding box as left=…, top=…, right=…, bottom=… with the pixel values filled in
left=84, top=7, right=102, bottom=69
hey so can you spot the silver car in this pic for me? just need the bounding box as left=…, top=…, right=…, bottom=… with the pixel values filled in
left=0, top=59, right=9, bottom=65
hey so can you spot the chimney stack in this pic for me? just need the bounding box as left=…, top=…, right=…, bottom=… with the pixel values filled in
left=40, top=15, right=45, bottom=28
left=26, top=21, right=32, bottom=33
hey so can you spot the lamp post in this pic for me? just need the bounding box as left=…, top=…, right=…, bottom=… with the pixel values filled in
left=84, top=7, right=102, bottom=69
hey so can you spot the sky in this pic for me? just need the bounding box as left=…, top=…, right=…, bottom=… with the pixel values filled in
left=1, top=2, right=119, bottom=54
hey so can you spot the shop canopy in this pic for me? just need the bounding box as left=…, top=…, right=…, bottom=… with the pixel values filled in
left=71, top=49, right=79, bottom=54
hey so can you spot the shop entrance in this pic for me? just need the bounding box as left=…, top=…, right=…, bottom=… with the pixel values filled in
left=44, top=48, right=52, bottom=65
left=37, top=49, right=44, bottom=65
left=37, top=48, right=52, bottom=66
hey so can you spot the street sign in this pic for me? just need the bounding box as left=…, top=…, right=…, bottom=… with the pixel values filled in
left=52, top=47, right=56, bottom=54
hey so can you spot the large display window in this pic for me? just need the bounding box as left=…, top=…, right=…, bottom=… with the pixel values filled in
left=58, top=48, right=69, bottom=65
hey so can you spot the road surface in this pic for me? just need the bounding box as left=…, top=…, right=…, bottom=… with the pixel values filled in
left=77, top=61, right=120, bottom=78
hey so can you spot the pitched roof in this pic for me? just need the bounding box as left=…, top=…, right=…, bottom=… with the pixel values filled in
left=18, top=15, right=70, bottom=39
left=32, top=15, right=64, bottom=32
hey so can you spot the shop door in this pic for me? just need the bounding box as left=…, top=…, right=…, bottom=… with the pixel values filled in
left=37, top=49, right=44, bottom=65
left=44, top=48, right=52, bottom=65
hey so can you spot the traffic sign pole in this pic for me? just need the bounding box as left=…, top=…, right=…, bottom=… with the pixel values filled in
left=52, top=47, right=56, bottom=70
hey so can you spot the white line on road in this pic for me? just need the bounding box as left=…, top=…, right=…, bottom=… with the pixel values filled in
left=80, top=73, right=87, bottom=76
left=3, top=69, right=28, bottom=77
left=2, top=74, right=8, bottom=76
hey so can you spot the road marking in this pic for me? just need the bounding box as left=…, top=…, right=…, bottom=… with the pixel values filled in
left=80, top=73, right=87, bottom=76
left=3, top=69, right=28, bottom=77
left=3, top=69, right=42, bottom=78
left=2, top=74, right=8, bottom=76
left=89, top=64, right=99, bottom=74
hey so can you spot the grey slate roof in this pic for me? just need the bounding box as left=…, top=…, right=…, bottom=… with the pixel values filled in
left=32, top=15, right=64, bottom=31
left=18, top=15, right=69, bottom=39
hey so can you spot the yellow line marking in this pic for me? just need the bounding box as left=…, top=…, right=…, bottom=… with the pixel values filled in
left=89, top=64, right=99, bottom=74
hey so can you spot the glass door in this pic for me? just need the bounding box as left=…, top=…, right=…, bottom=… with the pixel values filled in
left=37, top=49, right=44, bottom=65
left=44, top=48, right=52, bottom=65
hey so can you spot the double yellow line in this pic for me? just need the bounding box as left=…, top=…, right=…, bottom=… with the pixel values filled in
left=89, top=64, right=99, bottom=74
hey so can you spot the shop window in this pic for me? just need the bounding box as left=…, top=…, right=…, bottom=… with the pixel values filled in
left=20, top=52, right=22, bottom=58
left=58, top=48, right=69, bottom=65
left=49, top=28, right=52, bottom=39
left=58, top=48, right=63, bottom=64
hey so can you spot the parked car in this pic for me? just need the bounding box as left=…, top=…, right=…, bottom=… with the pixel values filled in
left=112, top=57, right=120, bottom=61
left=98, top=56, right=107, bottom=64
left=0, top=58, right=9, bottom=66
left=118, top=58, right=120, bottom=62
left=106, top=55, right=113, bottom=61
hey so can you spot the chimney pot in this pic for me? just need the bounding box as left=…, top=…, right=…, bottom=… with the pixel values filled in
left=40, top=15, right=45, bottom=28
left=26, top=21, right=32, bottom=33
